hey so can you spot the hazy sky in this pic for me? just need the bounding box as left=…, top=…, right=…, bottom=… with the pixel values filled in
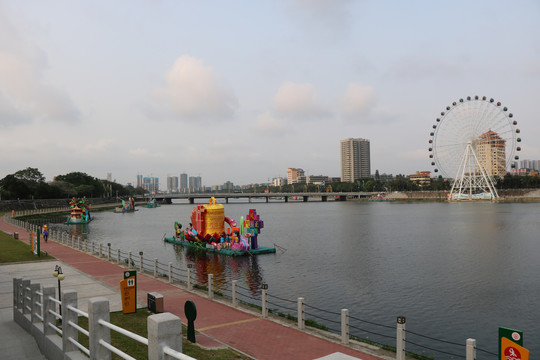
left=1, top=0, right=539, bottom=188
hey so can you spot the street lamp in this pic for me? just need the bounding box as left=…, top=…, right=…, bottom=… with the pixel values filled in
left=53, top=265, right=65, bottom=323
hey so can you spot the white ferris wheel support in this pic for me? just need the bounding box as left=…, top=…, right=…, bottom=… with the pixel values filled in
left=449, top=141, right=499, bottom=200
left=429, top=96, right=521, bottom=201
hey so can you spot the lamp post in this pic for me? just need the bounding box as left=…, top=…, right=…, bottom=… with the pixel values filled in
left=53, top=265, right=65, bottom=323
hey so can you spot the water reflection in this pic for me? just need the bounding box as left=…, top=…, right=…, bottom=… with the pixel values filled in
left=172, top=245, right=264, bottom=296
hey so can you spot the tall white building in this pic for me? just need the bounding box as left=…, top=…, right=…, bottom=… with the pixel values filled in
left=340, top=138, right=370, bottom=183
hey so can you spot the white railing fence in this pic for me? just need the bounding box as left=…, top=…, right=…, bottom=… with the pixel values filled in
left=13, top=277, right=196, bottom=360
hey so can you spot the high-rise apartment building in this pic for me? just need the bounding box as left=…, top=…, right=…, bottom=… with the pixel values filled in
left=188, top=176, right=202, bottom=192
left=136, top=174, right=143, bottom=188
left=179, top=173, right=188, bottom=193
left=477, top=130, right=506, bottom=177
left=340, top=138, right=370, bottom=183
left=167, top=176, right=179, bottom=193
left=520, top=160, right=540, bottom=171
left=142, top=177, right=159, bottom=194
left=287, top=168, right=305, bottom=184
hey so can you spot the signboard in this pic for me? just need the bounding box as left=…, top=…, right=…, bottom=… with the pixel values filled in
left=120, top=270, right=137, bottom=314
left=501, top=337, right=529, bottom=360
left=499, top=327, right=527, bottom=360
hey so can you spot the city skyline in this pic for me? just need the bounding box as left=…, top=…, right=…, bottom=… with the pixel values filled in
left=1, top=1, right=539, bottom=186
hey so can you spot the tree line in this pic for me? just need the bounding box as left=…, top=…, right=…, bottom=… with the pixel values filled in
left=0, top=167, right=143, bottom=200
left=244, top=174, right=540, bottom=193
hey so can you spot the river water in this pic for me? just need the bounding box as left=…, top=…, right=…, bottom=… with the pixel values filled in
left=47, top=200, right=540, bottom=358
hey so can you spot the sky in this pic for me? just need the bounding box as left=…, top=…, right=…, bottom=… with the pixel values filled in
left=1, top=0, right=539, bottom=188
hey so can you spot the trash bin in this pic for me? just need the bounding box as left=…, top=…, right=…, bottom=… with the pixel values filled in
left=13, top=232, right=19, bottom=239
left=147, top=292, right=164, bottom=313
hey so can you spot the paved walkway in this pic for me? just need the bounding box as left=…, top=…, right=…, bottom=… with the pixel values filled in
left=0, top=216, right=393, bottom=360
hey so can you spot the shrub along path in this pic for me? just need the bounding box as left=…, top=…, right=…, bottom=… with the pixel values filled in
left=0, top=215, right=391, bottom=360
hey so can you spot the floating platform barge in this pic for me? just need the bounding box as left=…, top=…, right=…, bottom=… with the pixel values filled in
left=164, top=237, right=276, bottom=256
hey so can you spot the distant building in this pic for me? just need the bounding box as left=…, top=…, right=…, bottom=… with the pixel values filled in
left=306, top=175, right=328, bottom=185
left=272, top=177, right=287, bottom=187
left=167, top=176, right=179, bottom=193
left=477, top=130, right=506, bottom=177
left=409, top=171, right=431, bottom=186
left=179, top=173, right=188, bottom=193
left=142, top=176, right=159, bottom=194
left=520, top=160, right=540, bottom=171
left=287, top=168, right=305, bottom=184
left=340, top=138, right=370, bottom=183
left=189, top=176, right=202, bottom=192
left=223, top=181, right=234, bottom=192
left=136, top=174, right=143, bottom=188
left=512, top=168, right=539, bottom=176
left=106, top=173, right=112, bottom=182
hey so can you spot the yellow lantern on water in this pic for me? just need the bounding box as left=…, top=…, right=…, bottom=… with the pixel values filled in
left=203, top=197, right=225, bottom=235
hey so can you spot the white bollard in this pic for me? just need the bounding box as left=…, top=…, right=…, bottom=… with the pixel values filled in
left=341, top=309, right=349, bottom=344
left=298, top=297, right=305, bottom=330
left=396, top=316, right=406, bottom=360
left=232, top=280, right=238, bottom=307
left=466, top=338, right=476, bottom=360
left=208, top=274, right=214, bottom=299
left=261, top=287, right=268, bottom=318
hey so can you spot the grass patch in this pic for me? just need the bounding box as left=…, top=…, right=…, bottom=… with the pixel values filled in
left=0, top=230, right=55, bottom=263
left=76, top=308, right=250, bottom=359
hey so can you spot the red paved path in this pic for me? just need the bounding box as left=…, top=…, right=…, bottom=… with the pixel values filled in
left=1, top=216, right=389, bottom=360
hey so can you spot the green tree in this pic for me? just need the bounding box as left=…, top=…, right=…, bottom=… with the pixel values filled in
left=0, top=174, right=31, bottom=199
left=54, top=172, right=106, bottom=197
left=14, top=167, right=45, bottom=182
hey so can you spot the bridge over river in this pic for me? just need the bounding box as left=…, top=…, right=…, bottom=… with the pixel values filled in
left=138, top=192, right=380, bottom=204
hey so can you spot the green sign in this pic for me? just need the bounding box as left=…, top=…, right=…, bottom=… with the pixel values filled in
left=499, top=327, right=523, bottom=359
left=123, top=270, right=137, bottom=309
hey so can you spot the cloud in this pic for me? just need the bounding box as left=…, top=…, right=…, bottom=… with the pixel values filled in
left=273, top=81, right=329, bottom=119
left=128, top=148, right=165, bottom=159
left=341, top=83, right=376, bottom=118
left=288, top=0, right=353, bottom=37
left=252, top=112, right=288, bottom=134
left=0, top=10, right=80, bottom=127
left=154, top=55, right=238, bottom=121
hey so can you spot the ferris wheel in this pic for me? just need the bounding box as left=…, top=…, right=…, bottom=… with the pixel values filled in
left=428, top=96, right=521, bottom=200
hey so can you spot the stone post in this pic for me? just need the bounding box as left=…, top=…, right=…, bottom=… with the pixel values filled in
left=297, top=297, right=305, bottom=330
left=42, top=287, right=56, bottom=335
left=88, top=297, right=111, bottom=360
left=341, top=309, right=349, bottom=344
left=22, top=279, right=31, bottom=315
left=232, top=280, right=238, bottom=307
left=208, top=274, right=214, bottom=299
left=147, top=313, right=183, bottom=360
left=62, top=290, right=78, bottom=353
left=466, top=338, right=476, bottom=360
left=261, top=288, right=268, bottom=318
left=13, top=278, right=21, bottom=310
left=187, top=267, right=192, bottom=290
left=154, top=258, right=158, bottom=278
left=396, top=316, right=406, bottom=360
left=30, top=283, right=40, bottom=323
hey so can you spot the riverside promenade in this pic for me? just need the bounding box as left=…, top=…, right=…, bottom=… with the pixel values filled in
left=0, top=216, right=393, bottom=360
